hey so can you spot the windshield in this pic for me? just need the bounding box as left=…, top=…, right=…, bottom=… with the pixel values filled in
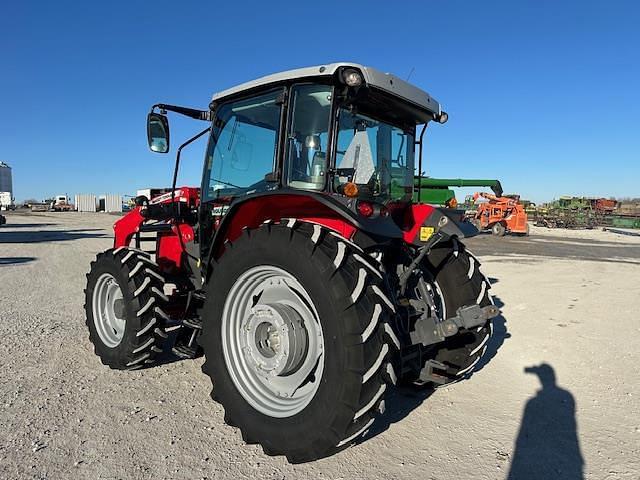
left=335, top=109, right=415, bottom=203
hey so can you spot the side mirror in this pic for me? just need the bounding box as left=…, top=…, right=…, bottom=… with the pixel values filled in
left=147, top=112, right=170, bottom=153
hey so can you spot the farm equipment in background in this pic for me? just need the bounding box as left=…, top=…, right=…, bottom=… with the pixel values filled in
left=30, top=202, right=50, bottom=212
left=413, top=177, right=503, bottom=209
left=520, top=199, right=537, bottom=218
left=611, top=216, right=640, bottom=229
left=51, top=195, right=74, bottom=212
left=536, top=196, right=620, bottom=229
left=468, top=192, right=529, bottom=236
left=84, top=63, right=499, bottom=462
left=611, top=200, right=640, bottom=229
left=595, top=198, right=618, bottom=213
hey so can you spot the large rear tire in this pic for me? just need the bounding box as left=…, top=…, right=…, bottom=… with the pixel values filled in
left=84, top=247, right=170, bottom=369
left=421, top=238, right=493, bottom=383
left=200, top=220, right=397, bottom=463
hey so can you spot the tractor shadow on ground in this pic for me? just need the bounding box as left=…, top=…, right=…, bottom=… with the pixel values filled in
left=0, top=257, right=37, bottom=266
left=150, top=330, right=204, bottom=367
left=0, top=223, right=57, bottom=228
left=0, top=228, right=107, bottom=243
left=362, top=290, right=510, bottom=444
left=474, top=294, right=509, bottom=374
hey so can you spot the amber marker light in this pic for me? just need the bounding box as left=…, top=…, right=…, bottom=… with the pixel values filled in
left=343, top=182, right=359, bottom=197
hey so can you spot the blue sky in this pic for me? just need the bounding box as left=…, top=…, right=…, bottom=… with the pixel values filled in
left=1, top=1, right=638, bottom=203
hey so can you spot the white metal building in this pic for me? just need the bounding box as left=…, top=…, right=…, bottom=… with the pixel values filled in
left=75, top=194, right=97, bottom=212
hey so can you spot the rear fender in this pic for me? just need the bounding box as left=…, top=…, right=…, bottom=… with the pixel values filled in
left=403, top=204, right=477, bottom=246
left=207, top=193, right=358, bottom=261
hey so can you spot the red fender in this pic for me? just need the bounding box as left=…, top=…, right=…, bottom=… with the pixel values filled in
left=401, top=203, right=437, bottom=244
left=113, top=208, right=144, bottom=248
left=211, top=194, right=358, bottom=259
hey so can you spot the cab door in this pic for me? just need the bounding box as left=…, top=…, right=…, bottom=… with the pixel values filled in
left=198, top=89, right=285, bottom=266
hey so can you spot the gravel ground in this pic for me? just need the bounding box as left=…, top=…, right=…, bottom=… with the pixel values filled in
left=1, top=212, right=639, bottom=480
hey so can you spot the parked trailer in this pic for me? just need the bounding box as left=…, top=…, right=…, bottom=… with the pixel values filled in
left=30, top=203, right=49, bottom=212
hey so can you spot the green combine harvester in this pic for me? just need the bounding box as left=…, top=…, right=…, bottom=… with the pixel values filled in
left=413, top=177, right=503, bottom=207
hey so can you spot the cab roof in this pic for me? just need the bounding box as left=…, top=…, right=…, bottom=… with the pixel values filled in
left=211, top=62, right=442, bottom=117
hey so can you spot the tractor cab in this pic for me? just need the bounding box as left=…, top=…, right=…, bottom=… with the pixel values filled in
left=142, top=64, right=457, bottom=264
left=198, top=63, right=447, bottom=201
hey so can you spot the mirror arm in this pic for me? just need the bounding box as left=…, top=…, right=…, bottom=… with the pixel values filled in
left=171, top=126, right=212, bottom=207
left=152, top=103, right=211, bottom=121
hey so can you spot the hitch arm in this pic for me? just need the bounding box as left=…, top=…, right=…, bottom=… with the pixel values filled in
left=398, top=231, right=445, bottom=294
left=410, top=304, right=500, bottom=347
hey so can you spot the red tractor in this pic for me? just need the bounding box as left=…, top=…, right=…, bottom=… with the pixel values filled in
left=85, top=63, right=498, bottom=462
left=470, top=192, right=529, bottom=236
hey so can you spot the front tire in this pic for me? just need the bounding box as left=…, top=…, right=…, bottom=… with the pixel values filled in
left=84, top=247, right=170, bottom=369
left=200, top=221, right=396, bottom=463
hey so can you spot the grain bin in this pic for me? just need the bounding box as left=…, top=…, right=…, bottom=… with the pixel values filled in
left=0, top=162, right=12, bottom=198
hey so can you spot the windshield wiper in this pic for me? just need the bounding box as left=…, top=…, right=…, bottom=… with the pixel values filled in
left=211, top=178, right=242, bottom=189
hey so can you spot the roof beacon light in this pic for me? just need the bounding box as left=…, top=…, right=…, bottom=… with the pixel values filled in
left=343, top=69, right=363, bottom=87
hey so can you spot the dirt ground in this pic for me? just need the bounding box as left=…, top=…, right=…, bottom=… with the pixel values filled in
left=1, top=211, right=639, bottom=480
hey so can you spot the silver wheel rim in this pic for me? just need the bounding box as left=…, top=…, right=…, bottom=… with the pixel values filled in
left=221, top=265, right=324, bottom=418
left=92, top=273, right=126, bottom=348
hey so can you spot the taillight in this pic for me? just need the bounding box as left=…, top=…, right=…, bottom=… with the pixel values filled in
left=357, top=201, right=374, bottom=217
